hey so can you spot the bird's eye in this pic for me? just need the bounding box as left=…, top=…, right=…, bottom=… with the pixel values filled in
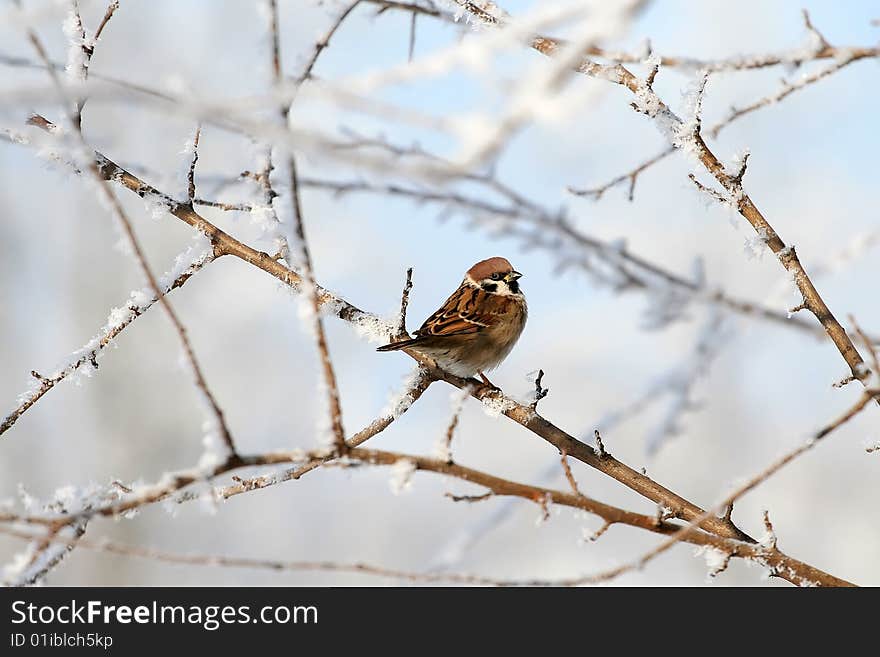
left=490, top=272, right=502, bottom=281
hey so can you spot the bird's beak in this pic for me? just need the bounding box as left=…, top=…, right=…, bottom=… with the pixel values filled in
left=505, top=271, right=523, bottom=282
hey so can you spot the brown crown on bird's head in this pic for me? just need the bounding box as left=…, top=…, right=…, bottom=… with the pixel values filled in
left=467, top=257, right=519, bottom=281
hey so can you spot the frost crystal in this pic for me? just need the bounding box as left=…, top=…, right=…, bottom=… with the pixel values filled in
left=480, top=395, right=516, bottom=418
left=694, top=545, right=730, bottom=579
left=17, top=484, right=38, bottom=512
left=198, top=486, right=221, bottom=516
left=349, top=311, right=396, bottom=345
left=381, top=367, right=424, bottom=420
left=742, top=228, right=769, bottom=260
left=143, top=191, right=171, bottom=222
left=174, top=128, right=201, bottom=201
left=389, top=459, right=417, bottom=495
left=105, top=305, right=134, bottom=330
left=61, top=7, right=90, bottom=84
left=197, top=421, right=227, bottom=472
left=632, top=81, right=661, bottom=117
left=432, top=437, right=452, bottom=464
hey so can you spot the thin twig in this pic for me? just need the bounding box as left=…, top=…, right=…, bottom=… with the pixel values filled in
left=0, top=250, right=214, bottom=437
left=21, top=27, right=238, bottom=457
left=849, top=315, right=879, bottom=381
left=710, top=55, right=863, bottom=138
left=585, top=520, right=612, bottom=543
left=396, top=267, right=414, bottom=340
left=408, top=10, right=417, bottom=62
left=288, top=156, right=347, bottom=452
left=445, top=492, right=493, bottom=503
left=530, top=369, right=549, bottom=409
left=559, top=449, right=585, bottom=498
left=93, top=1, right=120, bottom=42
left=437, top=392, right=464, bottom=464
left=186, top=125, right=201, bottom=201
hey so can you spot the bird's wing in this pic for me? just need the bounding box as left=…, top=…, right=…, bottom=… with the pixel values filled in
left=415, top=285, right=490, bottom=338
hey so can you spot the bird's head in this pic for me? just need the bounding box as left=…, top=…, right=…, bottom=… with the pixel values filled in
left=465, top=257, right=523, bottom=296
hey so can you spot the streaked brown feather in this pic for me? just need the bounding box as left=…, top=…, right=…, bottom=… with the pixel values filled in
left=414, top=286, right=489, bottom=337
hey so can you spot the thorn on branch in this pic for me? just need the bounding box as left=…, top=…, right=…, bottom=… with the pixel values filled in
left=688, top=173, right=728, bottom=204
left=761, top=509, right=778, bottom=551
left=584, top=520, right=612, bottom=543
left=731, top=151, right=750, bottom=185
left=407, top=11, right=417, bottom=63
left=833, top=375, right=857, bottom=389
left=111, top=480, right=132, bottom=494
left=653, top=504, right=676, bottom=528
left=530, top=369, right=549, bottom=409
left=594, top=429, right=607, bottom=459
left=186, top=125, right=201, bottom=202
left=438, top=396, right=463, bottom=465
left=645, top=59, right=660, bottom=90
left=625, top=174, right=638, bottom=201
left=94, top=1, right=121, bottom=43
left=396, top=267, right=414, bottom=340
left=691, top=71, right=710, bottom=137
left=722, top=502, right=734, bottom=524
left=30, top=370, right=51, bottom=385
left=534, top=492, right=552, bottom=524
left=707, top=551, right=733, bottom=578
left=444, top=491, right=493, bottom=503
left=788, top=301, right=808, bottom=316
left=848, top=314, right=880, bottom=380
left=231, top=474, right=267, bottom=493
left=802, top=9, right=831, bottom=52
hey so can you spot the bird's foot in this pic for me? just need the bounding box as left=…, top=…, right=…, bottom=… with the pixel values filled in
left=477, top=371, right=500, bottom=392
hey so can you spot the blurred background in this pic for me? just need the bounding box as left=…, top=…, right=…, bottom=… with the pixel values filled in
left=1, top=0, right=878, bottom=586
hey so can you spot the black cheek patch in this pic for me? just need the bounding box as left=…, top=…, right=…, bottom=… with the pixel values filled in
left=481, top=282, right=498, bottom=293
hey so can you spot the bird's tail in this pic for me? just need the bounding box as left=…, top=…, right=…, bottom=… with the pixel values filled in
left=376, top=338, right=420, bottom=352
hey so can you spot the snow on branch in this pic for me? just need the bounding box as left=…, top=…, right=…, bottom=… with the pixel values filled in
left=1, top=240, right=216, bottom=438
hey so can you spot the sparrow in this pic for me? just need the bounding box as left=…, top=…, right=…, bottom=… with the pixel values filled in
left=378, top=257, right=527, bottom=386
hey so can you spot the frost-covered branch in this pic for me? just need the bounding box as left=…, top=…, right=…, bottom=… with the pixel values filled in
left=0, top=243, right=215, bottom=437
left=21, top=17, right=239, bottom=458
left=214, top=367, right=434, bottom=499
left=1, top=369, right=434, bottom=584
left=2, top=442, right=853, bottom=587
left=576, top=385, right=880, bottom=585
left=566, top=9, right=879, bottom=73
left=569, top=17, right=880, bottom=199
left=711, top=51, right=874, bottom=139
left=454, top=0, right=875, bottom=397
left=61, top=0, right=120, bottom=128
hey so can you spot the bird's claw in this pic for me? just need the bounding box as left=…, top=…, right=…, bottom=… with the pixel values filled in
left=470, top=372, right=500, bottom=394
